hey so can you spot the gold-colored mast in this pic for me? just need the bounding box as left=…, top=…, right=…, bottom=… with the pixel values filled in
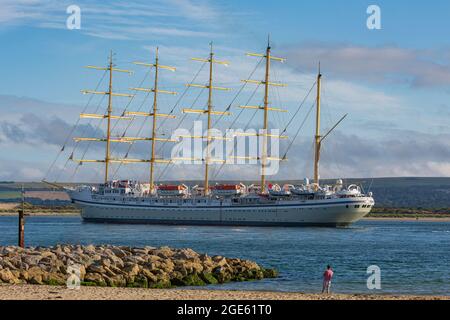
left=204, top=43, right=214, bottom=195
left=105, top=51, right=113, bottom=183
left=73, top=51, right=134, bottom=183
left=241, top=38, right=287, bottom=194
left=129, top=48, right=177, bottom=192
left=261, top=43, right=271, bottom=193
left=74, top=53, right=179, bottom=177
left=149, top=48, right=160, bottom=190
left=314, top=63, right=322, bottom=189
left=182, top=43, right=231, bottom=196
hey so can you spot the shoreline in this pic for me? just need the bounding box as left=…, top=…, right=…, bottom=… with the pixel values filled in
left=0, top=284, right=448, bottom=300
left=362, top=217, right=450, bottom=222
left=0, top=211, right=80, bottom=217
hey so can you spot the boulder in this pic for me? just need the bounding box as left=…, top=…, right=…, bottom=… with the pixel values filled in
left=181, top=273, right=206, bottom=286
left=110, top=247, right=127, bottom=258
left=213, top=266, right=232, bottom=283
left=200, top=272, right=219, bottom=285
left=108, top=255, right=124, bottom=268
left=146, top=255, right=162, bottom=263
left=123, top=263, right=140, bottom=277
left=141, top=268, right=158, bottom=283
left=84, top=272, right=106, bottom=286
left=105, top=274, right=126, bottom=287
left=44, top=272, right=66, bottom=285
left=27, top=266, right=44, bottom=285
left=103, top=266, right=117, bottom=277
left=154, top=246, right=174, bottom=259
left=1, top=259, right=17, bottom=270
left=131, top=248, right=148, bottom=255
left=0, top=269, right=19, bottom=284
left=19, top=270, right=29, bottom=281
left=263, top=268, right=279, bottom=278
left=84, top=244, right=96, bottom=253
left=87, top=264, right=105, bottom=274
left=101, top=258, right=111, bottom=268
left=159, top=259, right=175, bottom=273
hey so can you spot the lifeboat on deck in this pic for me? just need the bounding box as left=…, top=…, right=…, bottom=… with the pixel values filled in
left=156, top=184, right=189, bottom=197
left=211, top=183, right=246, bottom=197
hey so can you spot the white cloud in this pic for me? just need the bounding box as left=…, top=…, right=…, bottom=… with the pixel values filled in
left=284, top=43, right=450, bottom=88
left=2, top=95, right=448, bottom=181
left=0, top=0, right=226, bottom=40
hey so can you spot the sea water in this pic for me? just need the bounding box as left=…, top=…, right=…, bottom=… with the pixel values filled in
left=0, top=216, right=448, bottom=295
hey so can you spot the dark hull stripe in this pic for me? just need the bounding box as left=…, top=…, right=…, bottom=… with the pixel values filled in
left=73, top=198, right=367, bottom=209
left=81, top=217, right=348, bottom=228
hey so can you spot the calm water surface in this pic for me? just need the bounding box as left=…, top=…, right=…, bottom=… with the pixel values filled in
left=0, top=216, right=449, bottom=295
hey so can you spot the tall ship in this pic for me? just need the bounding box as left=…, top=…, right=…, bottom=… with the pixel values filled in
left=45, top=41, right=374, bottom=227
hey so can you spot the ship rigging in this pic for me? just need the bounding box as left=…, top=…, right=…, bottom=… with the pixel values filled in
left=43, top=39, right=374, bottom=227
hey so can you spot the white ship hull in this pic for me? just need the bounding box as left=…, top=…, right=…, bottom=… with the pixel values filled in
left=68, top=189, right=374, bottom=227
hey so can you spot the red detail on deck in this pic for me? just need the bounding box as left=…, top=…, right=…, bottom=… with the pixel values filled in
left=212, top=184, right=242, bottom=190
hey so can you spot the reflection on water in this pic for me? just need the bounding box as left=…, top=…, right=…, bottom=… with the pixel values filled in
left=0, top=216, right=449, bottom=295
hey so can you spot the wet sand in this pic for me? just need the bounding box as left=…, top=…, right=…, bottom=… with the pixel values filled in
left=0, top=284, right=447, bottom=300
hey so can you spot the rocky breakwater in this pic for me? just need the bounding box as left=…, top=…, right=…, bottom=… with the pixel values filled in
left=0, top=245, right=278, bottom=288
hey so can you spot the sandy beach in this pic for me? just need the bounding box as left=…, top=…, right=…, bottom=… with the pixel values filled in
left=0, top=284, right=448, bottom=300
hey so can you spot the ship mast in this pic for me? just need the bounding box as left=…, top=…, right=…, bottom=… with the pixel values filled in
left=314, top=63, right=322, bottom=189
left=241, top=38, right=287, bottom=194
left=183, top=43, right=231, bottom=196
left=73, top=51, right=134, bottom=184
left=204, top=43, right=214, bottom=195
left=312, top=65, right=348, bottom=190
left=150, top=48, right=160, bottom=190
left=72, top=50, right=177, bottom=185
left=261, top=41, right=271, bottom=194
left=105, top=51, right=113, bottom=183
left=129, top=48, right=177, bottom=192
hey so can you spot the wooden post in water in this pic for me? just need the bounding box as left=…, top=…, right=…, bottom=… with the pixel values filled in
left=18, top=184, right=25, bottom=248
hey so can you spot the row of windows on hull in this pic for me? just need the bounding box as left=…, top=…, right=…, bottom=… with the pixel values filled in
left=348, top=205, right=372, bottom=209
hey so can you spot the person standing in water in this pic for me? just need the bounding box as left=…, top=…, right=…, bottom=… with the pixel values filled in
left=322, top=265, right=334, bottom=294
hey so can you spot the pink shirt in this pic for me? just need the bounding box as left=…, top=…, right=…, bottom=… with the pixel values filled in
left=323, top=269, right=334, bottom=282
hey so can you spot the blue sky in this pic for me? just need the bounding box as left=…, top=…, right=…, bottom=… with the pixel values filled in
left=0, top=0, right=449, bottom=182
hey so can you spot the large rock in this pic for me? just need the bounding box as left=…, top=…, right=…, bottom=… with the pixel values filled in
left=174, top=248, right=200, bottom=260
left=131, top=248, right=148, bottom=255
left=22, top=255, right=41, bottom=266
left=154, top=246, right=174, bottom=259
left=141, top=268, right=158, bottom=283
left=27, top=266, right=44, bottom=284
left=105, top=274, right=126, bottom=287
left=43, top=272, right=66, bottom=285
left=123, top=263, right=140, bottom=277
left=110, top=247, right=127, bottom=258
left=0, top=259, right=17, bottom=270
left=0, top=269, right=19, bottom=284
left=87, top=264, right=106, bottom=274
left=84, top=272, right=107, bottom=286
